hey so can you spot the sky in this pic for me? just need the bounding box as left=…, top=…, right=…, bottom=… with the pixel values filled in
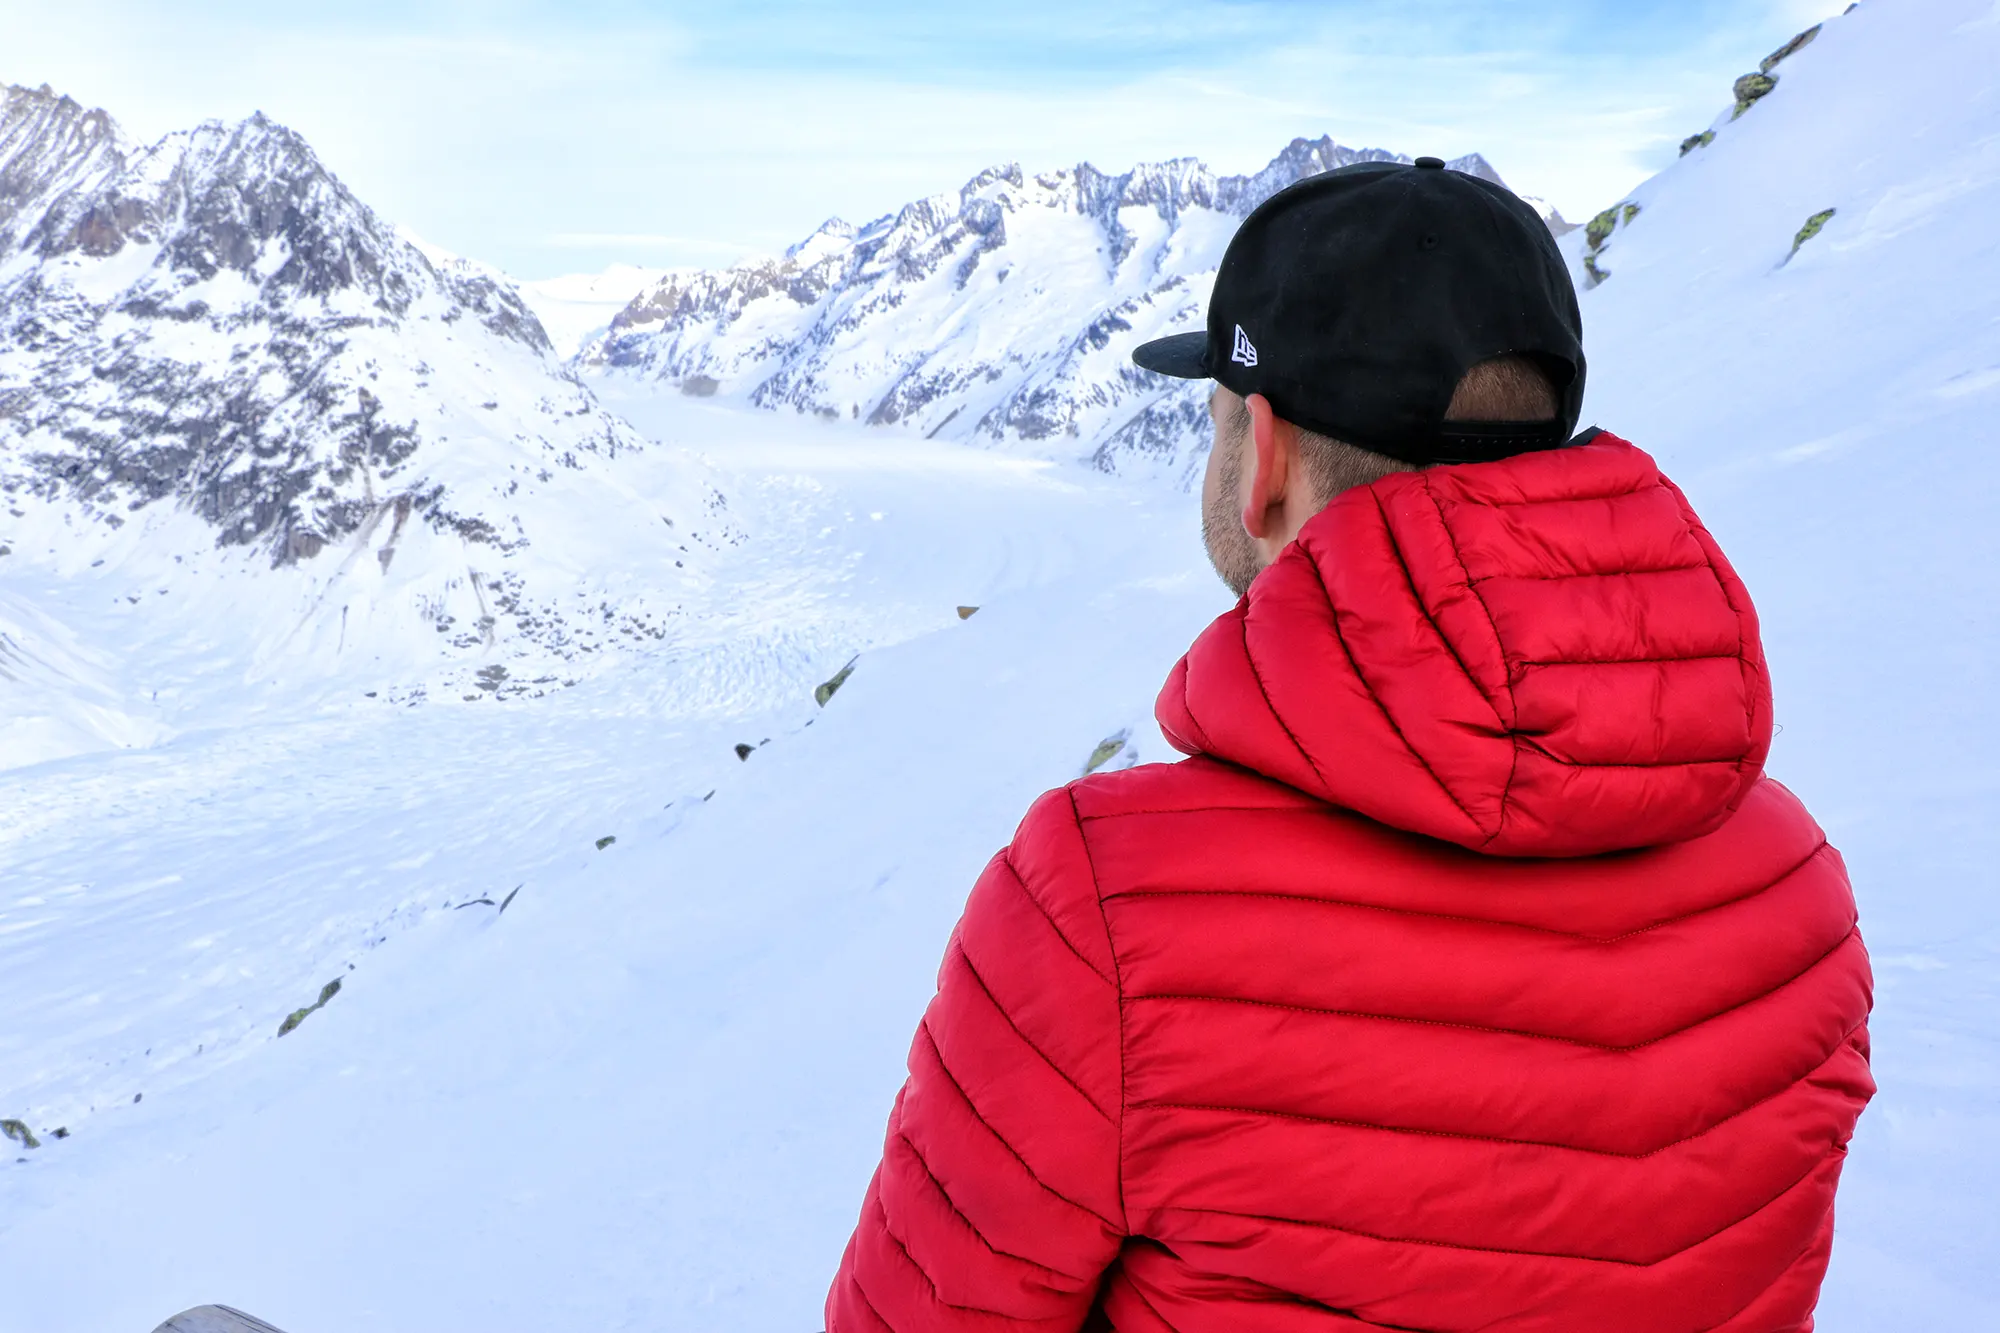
left=2, top=0, right=1839, bottom=280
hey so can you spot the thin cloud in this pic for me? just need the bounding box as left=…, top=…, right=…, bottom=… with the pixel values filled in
left=3, top=0, right=1843, bottom=279
left=545, top=234, right=752, bottom=254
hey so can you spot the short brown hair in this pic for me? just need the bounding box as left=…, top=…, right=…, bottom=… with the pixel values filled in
left=1231, top=354, right=1560, bottom=505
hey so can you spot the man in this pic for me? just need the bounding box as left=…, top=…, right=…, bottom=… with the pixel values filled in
left=826, top=158, right=1873, bottom=1331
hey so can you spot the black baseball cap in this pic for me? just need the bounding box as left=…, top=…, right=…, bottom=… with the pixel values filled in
left=1131, top=156, right=1585, bottom=465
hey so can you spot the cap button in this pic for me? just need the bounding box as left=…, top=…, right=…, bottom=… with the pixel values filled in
left=1414, top=156, right=1445, bottom=169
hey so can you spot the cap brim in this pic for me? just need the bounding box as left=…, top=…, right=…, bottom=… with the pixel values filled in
left=1131, top=331, right=1209, bottom=378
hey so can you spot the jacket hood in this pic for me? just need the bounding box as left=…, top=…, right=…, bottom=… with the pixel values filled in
left=1156, top=433, right=1772, bottom=857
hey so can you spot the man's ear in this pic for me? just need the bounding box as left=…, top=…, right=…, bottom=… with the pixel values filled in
left=1240, top=392, right=1293, bottom=540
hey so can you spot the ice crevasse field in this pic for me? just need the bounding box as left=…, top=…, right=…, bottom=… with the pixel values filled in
left=3, top=1, right=1999, bottom=1329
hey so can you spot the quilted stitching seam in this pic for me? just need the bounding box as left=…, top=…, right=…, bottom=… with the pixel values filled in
left=1129, top=1015, right=1867, bottom=1163
left=917, top=1022, right=1122, bottom=1231
left=1097, top=838, right=1836, bottom=943
left=1124, top=921, right=1861, bottom=1052
left=1418, top=470, right=1521, bottom=851
left=952, top=939, right=1117, bottom=1125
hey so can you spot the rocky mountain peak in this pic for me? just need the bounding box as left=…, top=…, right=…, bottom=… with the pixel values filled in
left=0, top=83, right=129, bottom=256
left=2, top=83, right=731, bottom=701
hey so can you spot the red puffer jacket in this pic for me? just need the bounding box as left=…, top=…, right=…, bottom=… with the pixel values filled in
left=826, top=434, right=1874, bottom=1332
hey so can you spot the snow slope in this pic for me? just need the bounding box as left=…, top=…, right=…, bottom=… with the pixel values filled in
left=1562, top=3, right=2000, bottom=1322
left=3, top=1, right=1999, bottom=1330
left=0, top=399, right=1227, bottom=1332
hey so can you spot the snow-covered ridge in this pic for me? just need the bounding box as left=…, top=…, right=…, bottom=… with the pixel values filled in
left=0, top=83, right=738, bottom=758
left=579, top=140, right=1568, bottom=486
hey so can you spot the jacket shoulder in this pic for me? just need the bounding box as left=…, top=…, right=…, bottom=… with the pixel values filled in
left=1066, top=755, right=1325, bottom=824
left=1003, top=760, right=1316, bottom=973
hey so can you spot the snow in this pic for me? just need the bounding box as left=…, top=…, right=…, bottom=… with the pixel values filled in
left=4, top=0, right=1999, bottom=1329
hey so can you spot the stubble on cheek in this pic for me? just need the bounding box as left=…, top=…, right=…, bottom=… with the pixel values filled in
left=1201, top=431, right=1260, bottom=597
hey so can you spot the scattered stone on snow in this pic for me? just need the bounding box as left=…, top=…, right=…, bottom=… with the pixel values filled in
left=276, top=978, right=343, bottom=1037
left=956, top=605, right=979, bottom=619
left=1680, top=131, right=1717, bottom=156
left=1, top=1118, right=38, bottom=1149
left=595, top=835, right=617, bottom=850
left=1084, top=729, right=1132, bottom=776
left=1761, top=24, right=1822, bottom=74
left=1582, top=203, right=1638, bottom=289
left=1785, top=208, right=1838, bottom=263
left=1586, top=207, right=1620, bottom=252
left=1732, top=72, right=1779, bottom=119
left=815, top=657, right=858, bottom=706
left=734, top=743, right=756, bottom=761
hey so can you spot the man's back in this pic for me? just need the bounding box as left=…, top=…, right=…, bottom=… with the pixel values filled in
left=826, top=436, right=1873, bottom=1331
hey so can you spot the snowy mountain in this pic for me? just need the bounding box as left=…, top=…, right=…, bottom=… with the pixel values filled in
left=0, top=84, right=737, bottom=762
left=578, top=141, right=1567, bottom=485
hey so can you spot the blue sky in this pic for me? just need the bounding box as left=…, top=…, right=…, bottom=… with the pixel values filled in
left=5, top=0, right=1837, bottom=279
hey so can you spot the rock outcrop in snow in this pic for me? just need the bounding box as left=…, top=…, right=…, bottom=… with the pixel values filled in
left=579, top=140, right=1568, bottom=485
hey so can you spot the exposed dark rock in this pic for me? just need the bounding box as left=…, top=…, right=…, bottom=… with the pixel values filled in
left=1084, top=729, right=1131, bottom=775
left=1732, top=73, right=1779, bottom=119
left=1585, top=208, right=1620, bottom=251
left=1761, top=25, right=1822, bottom=74
left=276, top=977, right=341, bottom=1036
left=1784, top=208, right=1838, bottom=264
left=814, top=658, right=857, bottom=706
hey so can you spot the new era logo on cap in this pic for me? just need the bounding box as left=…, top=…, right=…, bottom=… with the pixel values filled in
left=1231, top=324, right=1258, bottom=368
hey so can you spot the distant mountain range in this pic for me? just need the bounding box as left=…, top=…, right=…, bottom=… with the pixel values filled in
left=575, top=142, right=1572, bottom=484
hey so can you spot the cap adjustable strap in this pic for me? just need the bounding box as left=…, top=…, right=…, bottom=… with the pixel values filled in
left=1428, top=420, right=1575, bottom=464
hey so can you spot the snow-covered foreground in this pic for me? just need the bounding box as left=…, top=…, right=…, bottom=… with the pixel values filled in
left=0, top=397, right=1230, bottom=1332
left=5, top=366, right=1995, bottom=1330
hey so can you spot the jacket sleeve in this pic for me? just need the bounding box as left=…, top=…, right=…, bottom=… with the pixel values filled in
left=826, top=787, right=1126, bottom=1333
